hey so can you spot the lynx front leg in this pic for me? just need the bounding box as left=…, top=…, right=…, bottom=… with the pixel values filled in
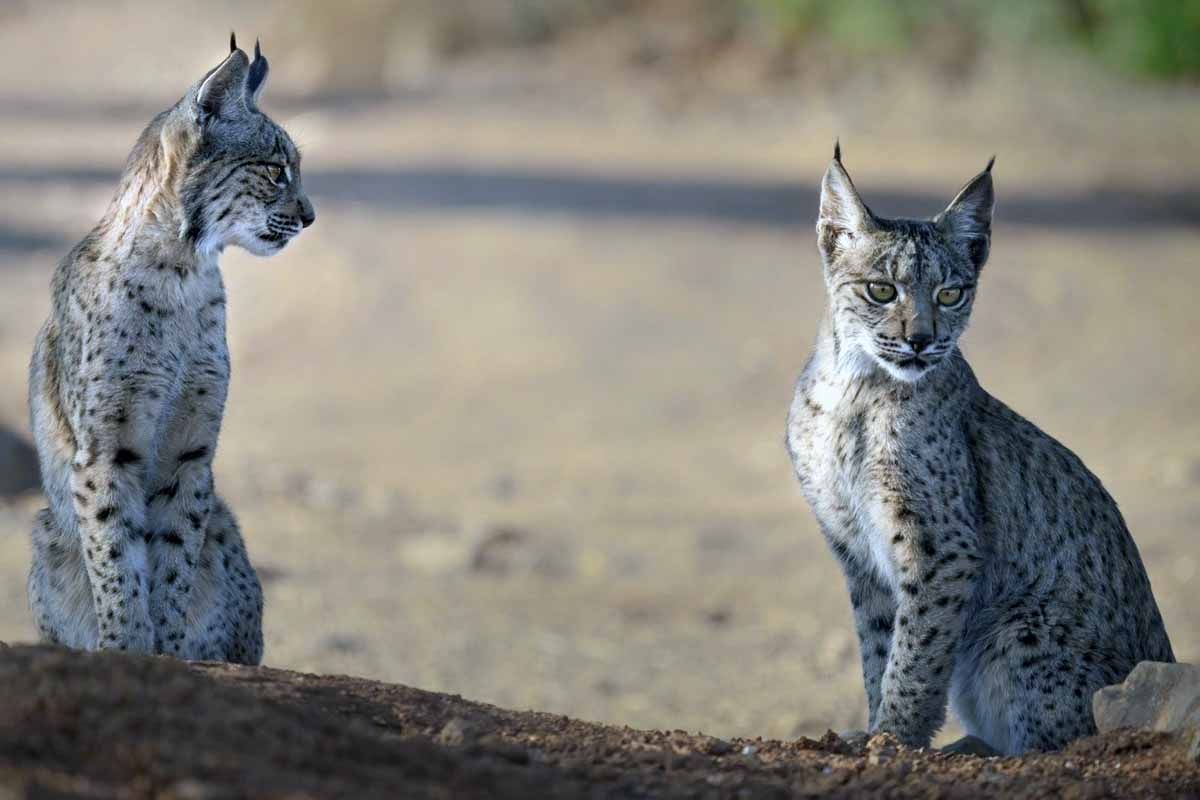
left=146, top=446, right=214, bottom=656
left=69, top=439, right=155, bottom=653
left=839, top=558, right=898, bottom=729
left=871, top=498, right=980, bottom=747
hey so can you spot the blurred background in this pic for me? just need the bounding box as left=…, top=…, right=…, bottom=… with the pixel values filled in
left=0, top=0, right=1197, bottom=744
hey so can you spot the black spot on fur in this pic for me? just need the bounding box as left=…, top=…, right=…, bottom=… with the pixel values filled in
left=151, top=482, right=180, bottom=502
left=178, top=447, right=208, bottom=463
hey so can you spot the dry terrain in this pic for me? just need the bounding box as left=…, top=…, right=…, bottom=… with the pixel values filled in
left=0, top=3, right=1198, bottom=752
left=2, top=645, right=1199, bottom=798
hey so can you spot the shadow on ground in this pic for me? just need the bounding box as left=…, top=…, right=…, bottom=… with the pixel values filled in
left=0, top=225, right=62, bottom=255
left=1, top=165, right=1196, bottom=230
left=0, top=427, right=38, bottom=500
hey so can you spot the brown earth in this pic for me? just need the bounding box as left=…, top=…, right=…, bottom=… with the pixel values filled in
left=0, top=645, right=1197, bottom=799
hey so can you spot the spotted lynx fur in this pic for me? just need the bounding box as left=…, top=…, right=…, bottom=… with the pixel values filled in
left=27, top=36, right=314, bottom=663
left=785, top=146, right=1173, bottom=754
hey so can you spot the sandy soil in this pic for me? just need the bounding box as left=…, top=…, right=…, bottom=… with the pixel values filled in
left=0, top=3, right=1198, bottom=750
left=2, top=645, right=1198, bottom=798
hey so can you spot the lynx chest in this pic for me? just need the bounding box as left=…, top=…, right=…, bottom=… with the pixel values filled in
left=786, top=368, right=913, bottom=591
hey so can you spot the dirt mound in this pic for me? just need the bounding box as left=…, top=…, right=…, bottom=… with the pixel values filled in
left=0, top=646, right=1195, bottom=798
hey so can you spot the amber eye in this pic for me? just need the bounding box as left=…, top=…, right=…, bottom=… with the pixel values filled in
left=937, top=287, right=964, bottom=307
left=866, top=282, right=897, bottom=303
left=265, top=164, right=285, bottom=184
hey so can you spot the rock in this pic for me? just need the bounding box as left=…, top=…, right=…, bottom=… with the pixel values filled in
left=468, top=525, right=572, bottom=578
left=470, top=525, right=528, bottom=574
left=701, top=736, right=734, bottom=756
left=837, top=729, right=870, bottom=749
left=1093, top=662, right=1200, bottom=735
left=436, top=714, right=495, bottom=747
left=940, top=735, right=1002, bottom=757
left=0, top=427, right=39, bottom=500
left=865, top=732, right=903, bottom=765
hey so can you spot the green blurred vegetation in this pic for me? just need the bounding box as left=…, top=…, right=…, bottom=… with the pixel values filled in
left=751, top=0, right=1200, bottom=81
left=284, top=0, right=1200, bottom=90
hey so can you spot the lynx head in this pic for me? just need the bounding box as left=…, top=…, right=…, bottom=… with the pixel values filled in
left=157, top=34, right=314, bottom=256
left=816, top=144, right=993, bottom=383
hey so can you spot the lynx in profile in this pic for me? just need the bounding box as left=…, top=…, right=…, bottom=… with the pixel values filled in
left=786, top=145, right=1172, bottom=754
left=27, top=36, right=314, bottom=663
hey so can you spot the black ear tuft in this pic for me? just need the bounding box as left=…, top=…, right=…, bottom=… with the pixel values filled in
left=985, top=155, right=996, bottom=173
left=246, top=39, right=270, bottom=106
left=230, top=31, right=237, bottom=53
left=833, top=138, right=842, bottom=163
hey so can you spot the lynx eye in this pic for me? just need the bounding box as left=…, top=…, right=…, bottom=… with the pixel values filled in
left=937, top=287, right=964, bottom=307
left=265, top=164, right=286, bottom=184
left=866, top=282, right=897, bottom=304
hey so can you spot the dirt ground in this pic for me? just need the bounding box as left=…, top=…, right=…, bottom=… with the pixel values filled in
left=2, top=645, right=1198, bottom=799
left=0, top=3, right=1198, bottom=751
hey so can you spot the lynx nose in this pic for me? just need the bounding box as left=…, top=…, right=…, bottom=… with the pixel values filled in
left=906, top=332, right=933, bottom=354
left=298, top=197, right=316, bottom=228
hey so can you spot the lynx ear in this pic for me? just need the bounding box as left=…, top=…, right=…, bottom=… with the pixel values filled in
left=245, top=39, right=269, bottom=109
left=817, top=143, right=876, bottom=264
left=195, top=38, right=251, bottom=124
left=937, top=157, right=995, bottom=271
